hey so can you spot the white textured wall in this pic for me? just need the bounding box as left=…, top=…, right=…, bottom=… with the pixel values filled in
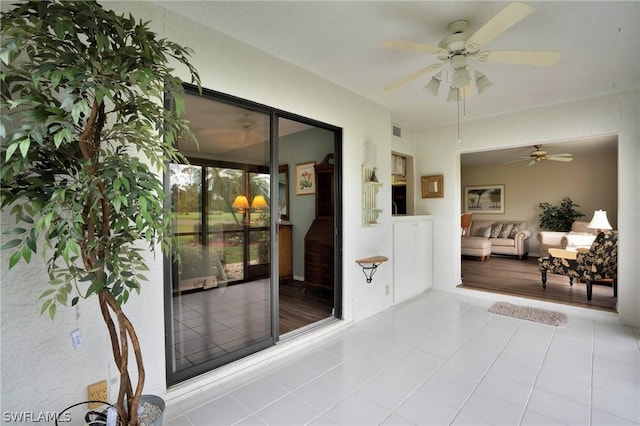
left=416, top=90, right=640, bottom=328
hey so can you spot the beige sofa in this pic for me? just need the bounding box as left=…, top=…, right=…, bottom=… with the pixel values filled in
left=537, top=221, right=598, bottom=257
left=462, top=220, right=532, bottom=260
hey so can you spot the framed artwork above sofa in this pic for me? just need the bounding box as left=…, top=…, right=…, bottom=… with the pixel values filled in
left=464, top=184, right=505, bottom=214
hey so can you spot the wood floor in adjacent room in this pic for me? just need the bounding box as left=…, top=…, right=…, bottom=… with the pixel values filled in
left=460, top=256, right=617, bottom=312
left=279, top=279, right=334, bottom=335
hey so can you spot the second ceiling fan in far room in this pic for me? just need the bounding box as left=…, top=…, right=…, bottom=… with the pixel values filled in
left=504, top=144, right=573, bottom=166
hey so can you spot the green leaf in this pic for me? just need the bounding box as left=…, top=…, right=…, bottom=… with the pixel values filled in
left=20, top=215, right=34, bottom=224
left=71, top=99, right=89, bottom=124
left=26, top=231, right=37, bottom=253
left=41, top=299, right=53, bottom=316
left=113, top=197, right=121, bottom=213
left=20, top=139, right=31, bottom=158
left=21, top=245, right=32, bottom=263
left=5, top=142, right=18, bottom=161
left=3, top=227, right=27, bottom=235
left=67, top=239, right=79, bottom=256
left=1, top=239, right=21, bottom=250
left=56, top=291, right=68, bottom=306
left=48, top=303, right=57, bottom=320
left=8, top=251, right=22, bottom=269
left=39, top=289, right=56, bottom=299
left=50, top=70, right=61, bottom=88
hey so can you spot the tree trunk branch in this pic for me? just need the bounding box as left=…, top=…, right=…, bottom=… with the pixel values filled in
left=99, top=291, right=144, bottom=425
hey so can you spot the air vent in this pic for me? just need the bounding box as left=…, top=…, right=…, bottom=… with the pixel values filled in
left=392, top=125, right=402, bottom=138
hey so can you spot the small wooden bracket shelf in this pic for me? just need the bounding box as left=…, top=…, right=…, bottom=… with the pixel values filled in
left=355, top=255, right=388, bottom=283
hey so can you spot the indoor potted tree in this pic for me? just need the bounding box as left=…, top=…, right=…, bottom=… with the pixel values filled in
left=1, top=1, right=200, bottom=424
left=538, top=196, right=584, bottom=231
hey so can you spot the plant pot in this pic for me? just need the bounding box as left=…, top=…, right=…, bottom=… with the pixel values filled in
left=139, top=394, right=165, bottom=426
left=57, top=395, right=165, bottom=426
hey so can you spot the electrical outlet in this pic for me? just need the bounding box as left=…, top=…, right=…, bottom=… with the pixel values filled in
left=70, top=329, right=83, bottom=348
left=88, top=380, right=108, bottom=409
left=385, top=285, right=390, bottom=296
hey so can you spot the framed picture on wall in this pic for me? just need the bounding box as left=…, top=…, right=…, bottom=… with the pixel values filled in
left=464, top=184, right=505, bottom=214
left=421, top=175, right=444, bottom=198
left=295, top=162, right=316, bottom=195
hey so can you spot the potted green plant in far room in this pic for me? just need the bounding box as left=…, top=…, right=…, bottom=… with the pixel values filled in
left=538, top=196, right=585, bottom=232
left=1, top=1, right=200, bottom=424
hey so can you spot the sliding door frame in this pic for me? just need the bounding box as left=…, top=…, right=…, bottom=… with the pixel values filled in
left=163, top=85, right=343, bottom=386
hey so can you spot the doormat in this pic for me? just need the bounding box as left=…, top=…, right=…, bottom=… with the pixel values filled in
left=489, top=302, right=568, bottom=326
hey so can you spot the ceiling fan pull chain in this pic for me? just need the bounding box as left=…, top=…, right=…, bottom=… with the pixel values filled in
left=463, top=86, right=467, bottom=118
left=457, top=91, right=461, bottom=143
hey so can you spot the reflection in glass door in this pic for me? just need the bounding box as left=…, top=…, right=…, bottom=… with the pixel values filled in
left=166, top=94, right=273, bottom=384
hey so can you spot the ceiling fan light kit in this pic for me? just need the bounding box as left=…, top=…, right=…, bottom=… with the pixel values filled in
left=382, top=2, right=562, bottom=141
left=382, top=1, right=561, bottom=95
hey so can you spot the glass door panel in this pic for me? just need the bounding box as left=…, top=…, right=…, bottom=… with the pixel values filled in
left=166, top=93, right=273, bottom=384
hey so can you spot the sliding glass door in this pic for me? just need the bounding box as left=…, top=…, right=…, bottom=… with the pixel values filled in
left=165, top=86, right=343, bottom=385
left=166, top=93, right=273, bottom=383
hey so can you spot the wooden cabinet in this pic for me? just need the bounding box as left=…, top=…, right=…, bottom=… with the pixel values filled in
left=304, top=153, right=334, bottom=292
left=304, top=221, right=333, bottom=290
left=278, top=224, right=292, bottom=279
left=315, top=154, right=335, bottom=220
left=393, top=216, right=432, bottom=303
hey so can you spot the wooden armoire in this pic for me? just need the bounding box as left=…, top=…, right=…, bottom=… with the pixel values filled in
left=303, top=153, right=334, bottom=293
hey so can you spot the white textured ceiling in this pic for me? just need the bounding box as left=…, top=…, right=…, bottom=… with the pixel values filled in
left=157, top=1, right=640, bottom=131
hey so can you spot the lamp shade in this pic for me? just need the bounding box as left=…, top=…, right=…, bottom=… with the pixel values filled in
left=452, top=67, right=471, bottom=87
left=446, top=87, right=460, bottom=102
left=232, top=195, right=249, bottom=210
left=475, top=73, right=494, bottom=94
left=251, top=195, right=268, bottom=210
left=424, top=71, right=441, bottom=96
left=587, top=210, right=612, bottom=230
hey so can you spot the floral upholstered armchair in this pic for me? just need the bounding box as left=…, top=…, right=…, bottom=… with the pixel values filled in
left=538, top=230, right=618, bottom=300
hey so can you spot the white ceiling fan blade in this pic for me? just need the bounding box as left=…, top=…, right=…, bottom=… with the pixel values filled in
left=477, top=50, right=562, bottom=65
left=384, top=63, right=442, bottom=92
left=528, top=159, right=537, bottom=166
left=503, top=157, right=531, bottom=164
left=547, top=156, right=573, bottom=162
left=465, top=2, right=534, bottom=52
left=381, top=40, right=444, bottom=55
left=547, top=152, right=572, bottom=157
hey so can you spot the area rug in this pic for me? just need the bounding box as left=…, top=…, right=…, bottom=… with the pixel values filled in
left=489, top=302, right=568, bottom=326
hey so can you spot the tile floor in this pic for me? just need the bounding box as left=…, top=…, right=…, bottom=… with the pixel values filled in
left=172, top=280, right=270, bottom=369
left=164, top=290, right=640, bottom=425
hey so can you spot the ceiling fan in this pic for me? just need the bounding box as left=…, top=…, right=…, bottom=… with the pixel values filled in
left=506, top=145, right=573, bottom=166
left=198, top=113, right=264, bottom=144
left=198, top=113, right=259, bottom=136
left=382, top=2, right=562, bottom=95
